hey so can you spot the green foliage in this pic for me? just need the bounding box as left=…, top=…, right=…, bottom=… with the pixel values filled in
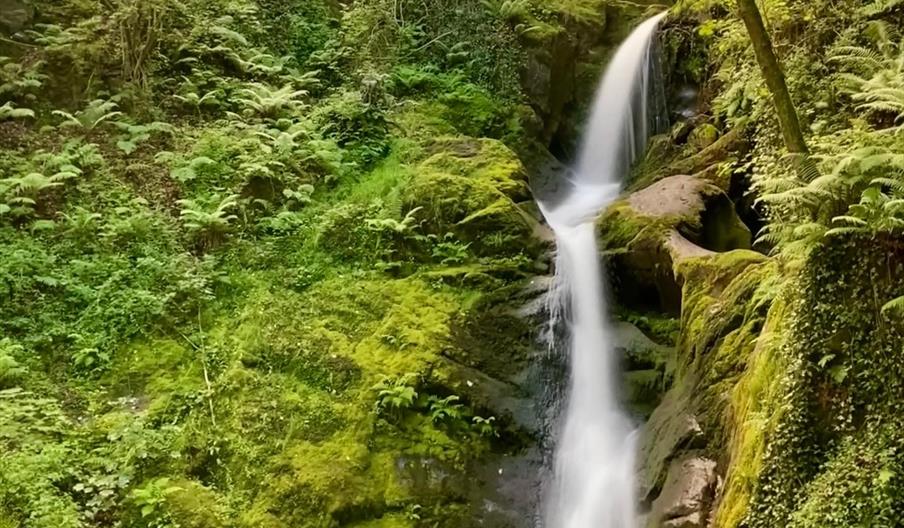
left=0, top=102, right=35, bottom=120
left=0, top=0, right=547, bottom=525
left=831, top=24, right=904, bottom=126
left=236, top=82, right=309, bottom=118
left=0, top=339, right=27, bottom=389
left=0, top=55, right=47, bottom=102
left=130, top=477, right=184, bottom=524
left=430, top=233, right=473, bottom=265
left=53, top=99, right=123, bottom=130
left=113, top=121, right=175, bottom=155
left=373, top=373, right=419, bottom=414
left=177, top=194, right=241, bottom=249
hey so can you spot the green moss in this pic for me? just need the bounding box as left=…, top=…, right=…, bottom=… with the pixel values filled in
left=597, top=199, right=672, bottom=252
left=165, top=479, right=232, bottom=528
left=716, top=297, right=789, bottom=528
left=346, top=515, right=416, bottom=528
left=688, top=123, right=720, bottom=151
left=401, top=138, right=541, bottom=257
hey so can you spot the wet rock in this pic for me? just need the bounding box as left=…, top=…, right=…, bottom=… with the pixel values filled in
left=615, top=321, right=673, bottom=418
left=646, top=456, right=718, bottom=528
left=614, top=321, right=671, bottom=367
left=637, top=388, right=705, bottom=502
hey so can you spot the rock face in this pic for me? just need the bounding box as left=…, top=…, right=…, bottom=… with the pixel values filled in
left=647, top=456, right=719, bottom=528
left=637, top=388, right=705, bottom=503
left=0, top=0, right=32, bottom=33
left=599, top=172, right=751, bottom=313
left=614, top=321, right=672, bottom=417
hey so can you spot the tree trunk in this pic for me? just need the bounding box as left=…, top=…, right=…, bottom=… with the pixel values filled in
left=736, top=0, right=809, bottom=155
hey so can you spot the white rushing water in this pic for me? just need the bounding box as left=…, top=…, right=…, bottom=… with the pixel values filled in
left=541, top=12, right=667, bottom=528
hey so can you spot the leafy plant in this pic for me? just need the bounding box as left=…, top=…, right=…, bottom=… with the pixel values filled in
left=254, top=125, right=309, bottom=154
left=168, top=155, right=218, bottom=183
left=236, top=83, right=309, bottom=118
left=472, top=415, right=498, bottom=437
left=373, top=373, right=419, bottom=414
left=0, top=339, right=27, bottom=389
left=71, top=347, right=111, bottom=374
left=427, top=395, right=463, bottom=423
left=283, top=184, right=315, bottom=207
left=0, top=102, right=35, bottom=120
left=101, top=198, right=160, bottom=244
left=177, top=194, right=241, bottom=249
left=365, top=207, right=423, bottom=236
left=59, top=207, right=103, bottom=241
left=130, top=477, right=182, bottom=521
left=0, top=169, right=78, bottom=219
left=431, top=233, right=472, bottom=265
left=0, top=56, right=48, bottom=100
left=831, top=24, right=904, bottom=127
left=53, top=99, right=123, bottom=131
left=113, top=121, right=175, bottom=154
left=827, top=185, right=904, bottom=236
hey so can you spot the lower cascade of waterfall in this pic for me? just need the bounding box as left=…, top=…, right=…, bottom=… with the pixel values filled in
left=540, top=12, right=667, bottom=528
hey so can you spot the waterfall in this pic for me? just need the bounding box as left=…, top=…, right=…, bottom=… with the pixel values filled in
left=540, top=12, right=667, bottom=528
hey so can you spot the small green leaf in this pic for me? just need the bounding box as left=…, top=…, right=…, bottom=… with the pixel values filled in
left=117, top=140, right=138, bottom=154
left=829, top=365, right=848, bottom=384
left=817, top=354, right=836, bottom=368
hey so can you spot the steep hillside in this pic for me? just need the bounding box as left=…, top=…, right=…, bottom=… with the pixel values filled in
left=0, top=1, right=659, bottom=526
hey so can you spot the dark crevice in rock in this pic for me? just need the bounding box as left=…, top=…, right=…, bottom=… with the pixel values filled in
left=676, top=192, right=751, bottom=253
left=609, top=255, right=683, bottom=316
left=728, top=164, right=769, bottom=254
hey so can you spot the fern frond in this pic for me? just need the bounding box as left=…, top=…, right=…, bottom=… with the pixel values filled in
left=881, top=295, right=904, bottom=316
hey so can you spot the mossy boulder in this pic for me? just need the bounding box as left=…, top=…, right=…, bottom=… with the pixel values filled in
left=599, top=173, right=751, bottom=313
left=687, top=123, right=719, bottom=151
left=402, top=138, right=545, bottom=257
left=615, top=321, right=673, bottom=418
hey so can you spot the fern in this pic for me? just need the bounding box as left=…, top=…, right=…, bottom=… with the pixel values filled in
left=0, top=56, right=47, bottom=100
left=236, top=83, right=309, bottom=119
left=177, top=194, right=241, bottom=249
left=882, top=295, right=904, bottom=316
left=831, top=35, right=904, bottom=127
left=861, top=0, right=904, bottom=17
left=0, top=169, right=77, bottom=219
left=827, top=185, right=904, bottom=236
left=0, top=102, right=35, bottom=120
left=53, top=99, right=123, bottom=130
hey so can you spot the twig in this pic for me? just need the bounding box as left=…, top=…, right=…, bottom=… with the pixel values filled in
left=198, top=307, right=217, bottom=427
left=173, top=314, right=217, bottom=427
left=0, top=36, right=37, bottom=48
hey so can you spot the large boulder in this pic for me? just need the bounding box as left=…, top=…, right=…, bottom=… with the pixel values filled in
left=646, top=456, right=719, bottom=528
left=598, top=173, right=751, bottom=313
left=637, top=387, right=705, bottom=503
left=401, top=137, right=546, bottom=258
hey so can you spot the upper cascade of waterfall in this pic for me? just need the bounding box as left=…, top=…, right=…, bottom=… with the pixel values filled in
left=542, top=11, right=667, bottom=229
left=540, top=11, right=667, bottom=528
